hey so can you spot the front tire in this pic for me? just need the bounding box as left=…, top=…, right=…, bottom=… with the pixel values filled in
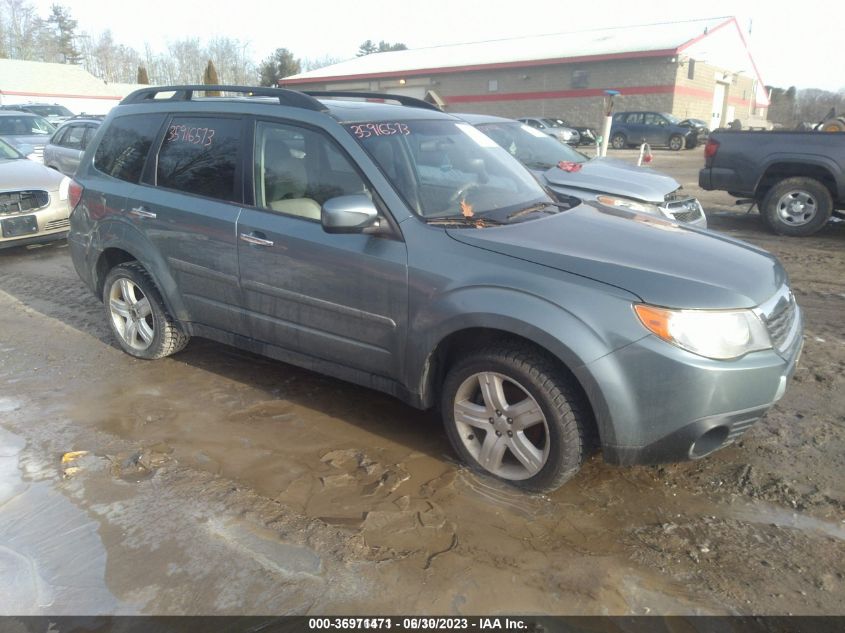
left=103, top=262, right=189, bottom=359
left=761, top=177, right=833, bottom=237
left=440, top=344, right=590, bottom=492
left=610, top=133, right=627, bottom=150
left=668, top=134, right=684, bottom=151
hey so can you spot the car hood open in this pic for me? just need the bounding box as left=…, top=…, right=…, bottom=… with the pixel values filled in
left=447, top=204, right=785, bottom=310
left=541, top=158, right=680, bottom=203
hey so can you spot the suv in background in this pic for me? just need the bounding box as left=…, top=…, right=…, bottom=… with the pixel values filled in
left=1, top=103, right=74, bottom=125
left=518, top=117, right=580, bottom=145
left=44, top=115, right=104, bottom=176
left=0, top=111, right=56, bottom=162
left=610, top=111, right=698, bottom=150
left=68, top=85, right=802, bottom=492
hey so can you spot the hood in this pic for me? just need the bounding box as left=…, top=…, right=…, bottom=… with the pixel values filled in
left=447, top=204, right=785, bottom=310
left=542, top=158, right=679, bottom=203
left=0, top=158, right=64, bottom=191
left=5, top=134, right=49, bottom=149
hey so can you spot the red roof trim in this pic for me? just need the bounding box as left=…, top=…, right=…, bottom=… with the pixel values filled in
left=0, top=89, right=122, bottom=100
left=675, top=17, right=734, bottom=53
left=279, top=49, right=677, bottom=86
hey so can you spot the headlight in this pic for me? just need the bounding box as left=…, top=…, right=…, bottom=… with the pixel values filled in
left=596, top=195, right=662, bottom=216
left=58, top=176, right=71, bottom=201
left=634, top=304, right=772, bottom=360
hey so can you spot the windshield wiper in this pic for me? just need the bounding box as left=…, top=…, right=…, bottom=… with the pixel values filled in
left=507, top=202, right=562, bottom=221
left=425, top=215, right=504, bottom=228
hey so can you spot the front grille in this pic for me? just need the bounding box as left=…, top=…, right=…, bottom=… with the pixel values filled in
left=765, top=298, right=797, bottom=351
left=0, top=190, right=49, bottom=216
left=44, top=218, right=69, bottom=231
left=661, top=191, right=704, bottom=223
left=671, top=209, right=701, bottom=223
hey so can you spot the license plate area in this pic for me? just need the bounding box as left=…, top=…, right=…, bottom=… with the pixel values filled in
left=1, top=214, right=38, bottom=238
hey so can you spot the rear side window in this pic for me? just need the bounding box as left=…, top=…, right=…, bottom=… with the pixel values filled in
left=156, top=116, right=241, bottom=202
left=94, top=114, right=164, bottom=183
left=62, top=125, right=86, bottom=149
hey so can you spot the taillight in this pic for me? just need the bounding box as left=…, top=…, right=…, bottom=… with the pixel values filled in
left=704, top=139, right=719, bottom=161
left=68, top=179, right=84, bottom=213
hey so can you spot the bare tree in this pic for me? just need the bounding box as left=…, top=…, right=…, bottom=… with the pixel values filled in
left=206, top=36, right=255, bottom=85
left=302, top=55, right=342, bottom=72
left=2, top=0, right=44, bottom=60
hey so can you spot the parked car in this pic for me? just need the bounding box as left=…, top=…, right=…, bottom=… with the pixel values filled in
left=549, top=117, right=598, bottom=147
left=44, top=115, right=104, bottom=176
left=610, top=111, right=698, bottom=150
left=461, top=113, right=706, bottom=227
left=699, top=129, right=845, bottom=236
left=518, top=117, right=580, bottom=145
left=0, top=137, right=71, bottom=249
left=68, top=85, right=802, bottom=492
left=1, top=103, right=75, bottom=125
left=0, top=112, right=56, bottom=162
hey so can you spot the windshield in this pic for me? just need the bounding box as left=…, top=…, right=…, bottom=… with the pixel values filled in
left=27, top=105, right=73, bottom=117
left=0, top=115, right=55, bottom=136
left=346, top=119, right=553, bottom=219
left=662, top=113, right=681, bottom=125
left=542, top=118, right=568, bottom=128
left=476, top=122, right=588, bottom=171
left=0, top=138, right=23, bottom=159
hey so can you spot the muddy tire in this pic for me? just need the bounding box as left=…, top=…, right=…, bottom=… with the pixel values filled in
left=820, top=117, right=845, bottom=132
left=610, top=133, right=627, bottom=150
left=103, top=262, right=189, bottom=359
left=668, top=134, right=684, bottom=151
left=440, top=344, right=589, bottom=492
left=761, top=177, right=833, bottom=237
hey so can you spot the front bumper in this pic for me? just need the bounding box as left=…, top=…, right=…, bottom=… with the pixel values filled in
left=0, top=191, right=69, bottom=249
left=576, top=299, right=803, bottom=466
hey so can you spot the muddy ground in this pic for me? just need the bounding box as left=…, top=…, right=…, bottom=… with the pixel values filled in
left=0, top=149, right=843, bottom=615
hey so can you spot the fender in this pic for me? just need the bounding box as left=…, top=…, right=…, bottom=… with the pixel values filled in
left=91, top=217, right=190, bottom=324
left=404, top=284, right=640, bottom=441
left=755, top=153, right=844, bottom=199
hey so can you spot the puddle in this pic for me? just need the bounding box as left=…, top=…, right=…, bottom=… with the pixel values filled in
left=730, top=501, right=845, bottom=541
left=0, top=427, right=120, bottom=614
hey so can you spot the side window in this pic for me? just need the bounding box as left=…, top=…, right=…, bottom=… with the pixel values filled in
left=94, top=114, right=164, bottom=183
left=156, top=117, right=241, bottom=203
left=51, top=126, right=69, bottom=146
left=81, top=125, right=96, bottom=150
left=63, top=125, right=86, bottom=149
left=625, top=113, right=643, bottom=124
left=254, top=121, right=369, bottom=221
left=525, top=119, right=542, bottom=129
left=644, top=113, right=665, bottom=126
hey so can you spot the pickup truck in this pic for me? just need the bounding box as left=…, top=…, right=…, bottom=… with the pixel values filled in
left=699, top=130, right=845, bottom=236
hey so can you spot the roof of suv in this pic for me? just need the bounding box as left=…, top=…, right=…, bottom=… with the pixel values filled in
left=117, top=85, right=456, bottom=125
left=0, top=111, right=39, bottom=118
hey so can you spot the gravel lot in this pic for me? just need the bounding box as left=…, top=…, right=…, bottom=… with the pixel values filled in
left=1, top=148, right=843, bottom=615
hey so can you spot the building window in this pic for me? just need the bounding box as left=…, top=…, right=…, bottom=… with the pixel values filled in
left=487, top=79, right=498, bottom=92
left=572, top=70, right=589, bottom=89
left=687, top=59, right=696, bottom=80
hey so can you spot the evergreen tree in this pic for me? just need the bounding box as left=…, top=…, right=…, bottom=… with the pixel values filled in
left=203, top=59, right=221, bottom=95
left=137, top=65, right=150, bottom=84
left=257, top=48, right=300, bottom=86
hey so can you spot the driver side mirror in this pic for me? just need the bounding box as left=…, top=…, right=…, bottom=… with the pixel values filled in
left=321, top=194, right=383, bottom=234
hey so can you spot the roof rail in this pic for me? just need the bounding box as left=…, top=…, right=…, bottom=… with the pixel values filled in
left=120, top=85, right=328, bottom=112
left=302, top=90, right=442, bottom=112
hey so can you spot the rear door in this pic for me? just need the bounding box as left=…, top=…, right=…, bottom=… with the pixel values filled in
left=125, top=114, right=246, bottom=332
left=236, top=119, right=408, bottom=378
left=54, top=124, right=86, bottom=174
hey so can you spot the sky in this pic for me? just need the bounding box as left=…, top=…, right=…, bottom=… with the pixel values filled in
left=33, top=0, right=843, bottom=92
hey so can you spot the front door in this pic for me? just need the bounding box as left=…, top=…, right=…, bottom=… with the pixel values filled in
left=236, top=120, right=407, bottom=378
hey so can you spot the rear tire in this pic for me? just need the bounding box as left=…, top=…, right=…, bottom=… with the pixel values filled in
left=440, top=343, right=590, bottom=492
left=820, top=118, right=845, bottom=132
left=761, top=177, right=833, bottom=237
left=103, top=262, right=189, bottom=359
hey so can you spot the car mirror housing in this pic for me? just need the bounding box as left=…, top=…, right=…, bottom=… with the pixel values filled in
left=321, top=194, right=380, bottom=234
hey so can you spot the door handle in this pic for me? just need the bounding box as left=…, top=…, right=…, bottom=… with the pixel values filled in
left=239, top=232, right=274, bottom=247
left=129, top=206, right=157, bottom=219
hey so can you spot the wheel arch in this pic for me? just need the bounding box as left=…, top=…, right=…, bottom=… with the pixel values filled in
left=755, top=160, right=840, bottom=202
left=91, top=222, right=189, bottom=323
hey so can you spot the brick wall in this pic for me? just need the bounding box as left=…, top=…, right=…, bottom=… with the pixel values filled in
left=288, top=55, right=770, bottom=129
